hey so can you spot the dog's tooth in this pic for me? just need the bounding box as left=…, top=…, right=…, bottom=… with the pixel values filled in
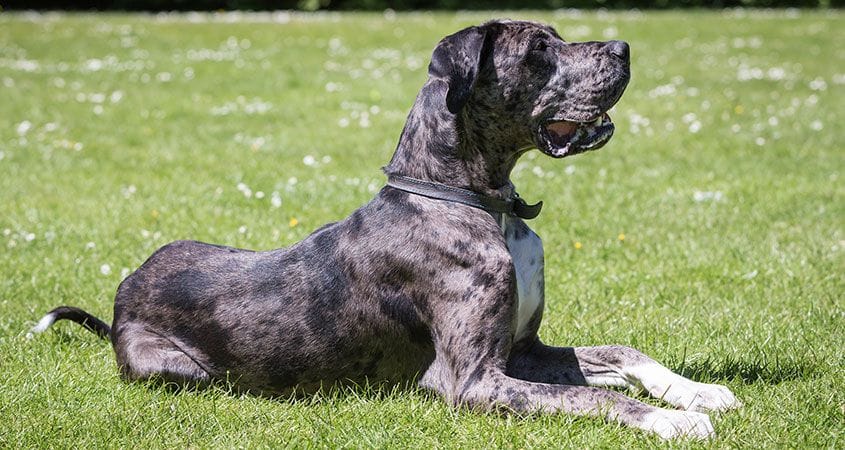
left=594, top=116, right=603, bottom=126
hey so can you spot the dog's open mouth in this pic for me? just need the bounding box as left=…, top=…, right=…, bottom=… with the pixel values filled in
left=538, top=113, right=615, bottom=158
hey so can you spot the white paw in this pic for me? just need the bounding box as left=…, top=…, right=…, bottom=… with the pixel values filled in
left=682, top=381, right=742, bottom=412
left=629, top=364, right=742, bottom=412
left=641, top=409, right=715, bottom=440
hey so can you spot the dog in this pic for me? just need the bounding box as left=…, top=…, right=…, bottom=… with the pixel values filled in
left=30, top=20, right=740, bottom=439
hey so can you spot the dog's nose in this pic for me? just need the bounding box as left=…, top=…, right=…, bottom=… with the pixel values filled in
left=607, top=40, right=630, bottom=61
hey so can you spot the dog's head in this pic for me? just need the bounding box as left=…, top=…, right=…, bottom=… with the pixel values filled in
left=428, top=20, right=630, bottom=158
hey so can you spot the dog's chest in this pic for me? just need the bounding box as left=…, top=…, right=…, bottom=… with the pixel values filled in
left=499, top=215, right=545, bottom=341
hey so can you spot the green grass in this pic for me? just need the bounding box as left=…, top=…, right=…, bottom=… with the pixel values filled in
left=1, top=9, right=843, bottom=448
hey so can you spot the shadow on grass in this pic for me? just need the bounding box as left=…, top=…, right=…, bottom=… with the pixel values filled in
left=130, top=372, right=438, bottom=406
left=40, top=329, right=815, bottom=397
left=673, top=355, right=819, bottom=385
left=46, top=328, right=109, bottom=347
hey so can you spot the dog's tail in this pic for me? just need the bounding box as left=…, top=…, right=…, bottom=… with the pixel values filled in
left=27, top=306, right=111, bottom=340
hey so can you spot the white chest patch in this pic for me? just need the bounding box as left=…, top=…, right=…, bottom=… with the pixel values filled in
left=499, top=214, right=545, bottom=341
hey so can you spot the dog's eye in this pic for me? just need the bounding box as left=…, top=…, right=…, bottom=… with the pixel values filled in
left=531, top=41, right=549, bottom=53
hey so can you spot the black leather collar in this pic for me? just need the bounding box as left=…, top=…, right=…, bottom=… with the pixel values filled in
left=386, top=175, right=543, bottom=220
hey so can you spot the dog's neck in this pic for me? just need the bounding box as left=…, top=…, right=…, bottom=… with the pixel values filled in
left=384, top=80, right=528, bottom=199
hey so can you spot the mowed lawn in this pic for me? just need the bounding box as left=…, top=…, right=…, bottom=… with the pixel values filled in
left=1, top=9, right=842, bottom=448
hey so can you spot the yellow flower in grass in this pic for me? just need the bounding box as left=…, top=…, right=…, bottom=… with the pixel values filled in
left=573, top=241, right=583, bottom=250
left=618, top=233, right=626, bottom=242
left=289, top=217, right=299, bottom=228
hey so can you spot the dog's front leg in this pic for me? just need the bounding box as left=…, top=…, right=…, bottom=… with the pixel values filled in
left=507, top=341, right=741, bottom=412
left=421, top=334, right=716, bottom=439
left=417, top=266, right=715, bottom=439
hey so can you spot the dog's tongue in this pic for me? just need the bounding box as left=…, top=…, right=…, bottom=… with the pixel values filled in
left=547, top=120, right=578, bottom=138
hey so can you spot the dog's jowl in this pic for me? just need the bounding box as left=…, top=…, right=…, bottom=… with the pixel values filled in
left=31, top=20, right=740, bottom=439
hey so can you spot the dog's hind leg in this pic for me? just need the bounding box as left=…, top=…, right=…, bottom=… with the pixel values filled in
left=114, top=326, right=211, bottom=388
left=507, top=342, right=741, bottom=412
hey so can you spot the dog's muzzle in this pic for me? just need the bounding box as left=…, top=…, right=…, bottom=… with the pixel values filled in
left=538, top=113, right=615, bottom=158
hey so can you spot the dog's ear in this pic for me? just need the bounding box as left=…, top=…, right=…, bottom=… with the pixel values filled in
left=428, top=25, right=490, bottom=114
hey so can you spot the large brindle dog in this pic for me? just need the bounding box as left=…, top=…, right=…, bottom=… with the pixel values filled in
left=31, top=20, right=740, bottom=439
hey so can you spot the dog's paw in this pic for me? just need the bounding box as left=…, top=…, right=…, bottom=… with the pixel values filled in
left=640, top=409, right=715, bottom=440
left=681, top=381, right=742, bottom=412
left=628, top=364, right=742, bottom=412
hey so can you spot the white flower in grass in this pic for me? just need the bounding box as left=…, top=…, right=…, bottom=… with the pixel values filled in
left=121, top=185, right=137, bottom=198
left=808, top=78, right=827, bottom=91
left=742, top=270, right=758, bottom=280
left=325, top=82, right=342, bottom=92
left=767, top=67, right=787, bottom=81
left=693, top=190, right=724, bottom=203
left=100, top=264, right=111, bottom=275
left=84, top=59, right=104, bottom=72
left=271, top=191, right=282, bottom=208
left=236, top=182, right=252, bottom=198
left=688, top=121, right=702, bottom=133
left=16, top=121, right=32, bottom=136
